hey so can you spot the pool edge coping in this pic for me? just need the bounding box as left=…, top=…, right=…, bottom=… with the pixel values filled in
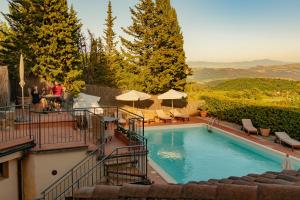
left=148, top=158, right=177, bottom=184
left=145, top=123, right=300, bottom=183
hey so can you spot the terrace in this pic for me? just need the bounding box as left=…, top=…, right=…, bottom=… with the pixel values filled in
left=1, top=102, right=300, bottom=200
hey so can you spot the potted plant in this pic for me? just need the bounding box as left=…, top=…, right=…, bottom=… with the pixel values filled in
left=260, top=128, right=271, bottom=137
left=114, top=126, right=130, bottom=145
left=197, top=103, right=208, bottom=118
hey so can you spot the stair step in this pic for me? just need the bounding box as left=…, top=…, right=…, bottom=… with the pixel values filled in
left=107, top=167, right=146, bottom=178
left=107, top=150, right=147, bottom=159
left=107, top=175, right=144, bottom=186
left=105, top=159, right=138, bottom=167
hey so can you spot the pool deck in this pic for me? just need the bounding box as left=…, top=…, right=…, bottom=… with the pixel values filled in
left=137, top=116, right=300, bottom=184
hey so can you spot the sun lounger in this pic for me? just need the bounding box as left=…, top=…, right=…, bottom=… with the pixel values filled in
left=242, top=119, right=258, bottom=135
left=136, top=110, right=154, bottom=124
left=170, top=109, right=189, bottom=121
left=275, top=132, right=300, bottom=151
left=156, top=110, right=172, bottom=123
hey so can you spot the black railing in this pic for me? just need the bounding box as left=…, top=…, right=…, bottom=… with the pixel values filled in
left=0, top=104, right=32, bottom=143
left=47, top=144, right=148, bottom=200
left=41, top=142, right=106, bottom=200
left=0, top=105, right=104, bottom=149
left=40, top=116, right=147, bottom=200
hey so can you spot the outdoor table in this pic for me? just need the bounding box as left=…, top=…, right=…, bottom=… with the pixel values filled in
left=43, top=95, right=61, bottom=111
left=102, top=116, right=117, bottom=130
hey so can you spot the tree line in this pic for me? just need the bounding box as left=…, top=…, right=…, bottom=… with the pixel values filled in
left=0, top=0, right=190, bottom=94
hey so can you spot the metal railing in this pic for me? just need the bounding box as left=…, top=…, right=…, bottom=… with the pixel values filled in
left=0, top=105, right=104, bottom=149
left=0, top=105, right=145, bottom=148
left=40, top=118, right=148, bottom=200
left=45, top=144, right=148, bottom=200
left=30, top=110, right=103, bottom=148
left=41, top=142, right=106, bottom=200
left=0, top=104, right=32, bottom=143
left=207, top=117, right=219, bottom=132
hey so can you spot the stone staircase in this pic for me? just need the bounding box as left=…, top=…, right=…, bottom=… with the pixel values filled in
left=40, top=144, right=149, bottom=200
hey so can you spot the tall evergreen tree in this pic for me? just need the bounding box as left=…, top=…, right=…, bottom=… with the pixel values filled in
left=120, top=0, right=157, bottom=91
left=0, top=0, right=43, bottom=80
left=103, top=0, right=117, bottom=57
left=144, top=0, right=190, bottom=93
left=120, top=0, right=190, bottom=93
left=32, top=0, right=84, bottom=94
left=86, top=31, right=111, bottom=85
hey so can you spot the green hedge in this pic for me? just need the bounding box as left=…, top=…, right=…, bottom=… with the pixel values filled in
left=202, top=96, right=300, bottom=139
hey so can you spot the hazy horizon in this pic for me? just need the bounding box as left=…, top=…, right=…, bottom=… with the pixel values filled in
left=1, top=0, right=300, bottom=62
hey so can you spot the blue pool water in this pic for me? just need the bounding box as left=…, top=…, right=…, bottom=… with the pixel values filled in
left=145, top=125, right=300, bottom=183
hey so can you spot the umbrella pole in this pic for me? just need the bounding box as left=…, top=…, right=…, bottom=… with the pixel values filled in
left=21, top=86, right=24, bottom=109
left=172, top=99, right=173, bottom=111
left=133, top=101, right=135, bottom=109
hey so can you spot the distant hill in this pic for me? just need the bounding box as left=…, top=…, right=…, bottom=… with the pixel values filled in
left=212, top=78, right=299, bottom=92
left=187, top=59, right=292, bottom=69
left=190, top=63, right=300, bottom=83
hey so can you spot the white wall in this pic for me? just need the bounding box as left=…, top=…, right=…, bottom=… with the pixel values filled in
left=0, top=159, right=19, bottom=200
left=23, top=149, right=87, bottom=200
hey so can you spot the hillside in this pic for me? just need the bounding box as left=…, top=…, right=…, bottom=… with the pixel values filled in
left=187, top=59, right=291, bottom=69
left=190, top=64, right=300, bottom=83
left=212, top=78, right=299, bottom=92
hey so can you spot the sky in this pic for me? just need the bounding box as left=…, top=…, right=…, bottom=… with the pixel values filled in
left=0, top=0, right=300, bottom=62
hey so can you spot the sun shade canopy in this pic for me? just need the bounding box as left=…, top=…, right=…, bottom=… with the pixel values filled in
left=157, top=89, right=187, bottom=100
left=116, top=90, right=151, bottom=101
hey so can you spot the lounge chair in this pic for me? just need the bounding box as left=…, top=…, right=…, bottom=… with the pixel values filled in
left=275, top=132, right=300, bottom=151
left=170, top=109, right=189, bottom=121
left=156, top=110, right=172, bottom=123
left=242, top=119, right=258, bottom=135
left=136, top=110, right=154, bottom=124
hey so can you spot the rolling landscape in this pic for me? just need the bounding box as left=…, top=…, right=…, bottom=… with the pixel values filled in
left=188, top=59, right=300, bottom=83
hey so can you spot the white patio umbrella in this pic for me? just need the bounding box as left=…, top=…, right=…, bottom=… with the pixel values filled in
left=73, top=93, right=103, bottom=114
left=19, top=54, right=25, bottom=109
left=116, top=90, right=151, bottom=108
left=157, top=89, right=187, bottom=110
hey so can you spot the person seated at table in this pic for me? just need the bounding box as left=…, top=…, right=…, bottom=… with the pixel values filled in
left=40, top=88, right=49, bottom=112
left=31, top=86, right=41, bottom=110
left=52, top=81, right=64, bottom=111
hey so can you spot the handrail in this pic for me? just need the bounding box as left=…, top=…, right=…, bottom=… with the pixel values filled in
left=118, top=108, right=144, bottom=120
left=52, top=144, right=147, bottom=200
left=207, top=117, right=219, bottom=131
left=40, top=143, right=105, bottom=195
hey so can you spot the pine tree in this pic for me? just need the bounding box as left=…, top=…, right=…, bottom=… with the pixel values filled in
left=120, top=0, right=157, bottom=91
left=0, top=0, right=43, bottom=80
left=120, top=0, right=190, bottom=93
left=144, top=0, right=189, bottom=93
left=32, top=0, right=84, bottom=94
left=86, top=31, right=110, bottom=85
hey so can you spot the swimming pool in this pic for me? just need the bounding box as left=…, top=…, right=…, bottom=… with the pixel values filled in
left=145, top=124, right=300, bottom=183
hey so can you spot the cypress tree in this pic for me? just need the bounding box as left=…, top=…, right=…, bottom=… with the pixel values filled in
left=144, top=0, right=189, bottom=93
left=86, top=31, right=110, bottom=85
left=32, top=0, right=84, bottom=94
left=102, top=0, right=118, bottom=86
left=103, top=0, right=117, bottom=57
left=121, top=0, right=190, bottom=93
left=120, top=0, right=157, bottom=91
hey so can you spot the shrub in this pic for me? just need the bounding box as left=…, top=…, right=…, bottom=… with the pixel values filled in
left=202, top=96, right=300, bottom=140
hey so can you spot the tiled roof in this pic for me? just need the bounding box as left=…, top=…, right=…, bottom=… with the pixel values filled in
left=74, top=170, right=300, bottom=200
